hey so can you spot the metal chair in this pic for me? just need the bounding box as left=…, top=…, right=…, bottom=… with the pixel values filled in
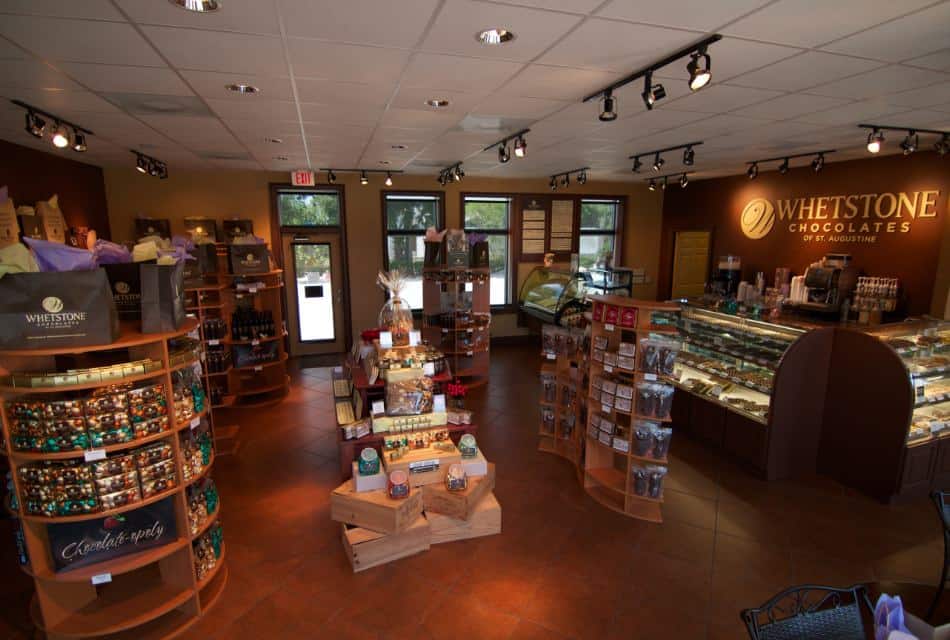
left=741, top=584, right=873, bottom=640
left=927, top=490, right=950, bottom=621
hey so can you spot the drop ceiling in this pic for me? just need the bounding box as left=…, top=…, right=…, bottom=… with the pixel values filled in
left=0, top=0, right=947, bottom=181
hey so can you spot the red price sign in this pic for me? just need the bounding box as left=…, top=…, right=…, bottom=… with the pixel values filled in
left=291, top=170, right=315, bottom=186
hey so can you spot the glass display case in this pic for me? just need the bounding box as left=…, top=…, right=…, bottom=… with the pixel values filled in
left=519, top=267, right=589, bottom=326
left=585, top=268, right=633, bottom=297
left=673, top=304, right=805, bottom=424
left=866, top=319, right=950, bottom=443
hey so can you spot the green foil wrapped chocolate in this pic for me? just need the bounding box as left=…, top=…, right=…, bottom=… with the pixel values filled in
left=358, top=448, right=380, bottom=475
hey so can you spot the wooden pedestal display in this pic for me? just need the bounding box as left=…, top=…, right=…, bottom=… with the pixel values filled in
left=428, top=493, right=502, bottom=544
left=330, top=480, right=423, bottom=535
left=422, top=463, right=495, bottom=520
left=341, top=517, right=431, bottom=573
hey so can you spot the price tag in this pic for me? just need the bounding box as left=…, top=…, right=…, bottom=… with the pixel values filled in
left=253, top=365, right=263, bottom=372
left=467, top=328, right=474, bottom=333
left=84, top=449, right=106, bottom=462
left=251, top=339, right=260, bottom=346
left=604, top=365, right=613, bottom=373
left=605, top=323, right=615, bottom=332
left=644, top=373, right=657, bottom=381
left=423, top=362, right=435, bottom=376
left=442, top=328, right=449, bottom=334
left=379, top=331, right=393, bottom=348
left=466, top=351, right=473, bottom=357
left=333, top=366, right=343, bottom=374
left=546, top=353, right=556, bottom=360
left=409, top=331, right=421, bottom=347
left=602, top=404, right=611, bottom=414
left=249, top=288, right=258, bottom=294
left=371, top=400, right=385, bottom=416
left=433, top=394, right=446, bottom=412
left=91, top=573, right=112, bottom=586
left=207, top=339, right=220, bottom=346
left=190, top=417, right=201, bottom=429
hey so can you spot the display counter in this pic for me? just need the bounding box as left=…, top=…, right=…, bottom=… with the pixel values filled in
left=518, top=267, right=589, bottom=326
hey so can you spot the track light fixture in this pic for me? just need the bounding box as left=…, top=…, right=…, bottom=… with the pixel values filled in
left=858, top=124, right=949, bottom=157
left=652, top=152, right=664, bottom=172
left=327, top=169, right=336, bottom=183
left=645, top=171, right=694, bottom=190
left=484, top=129, right=530, bottom=164
left=13, top=100, right=93, bottom=152
left=630, top=142, right=702, bottom=175
left=549, top=167, right=590, bottom=191
left=648, top=179, right=657, bottom=192
left=385, top=172, right=393, bottom=187
left=682, top=145, right=695, bottom=166
left=435, top=163, right=464, bottom=186
left=132, top=151, right=167, bottom=179
left=745, top=149, right=836, bottom=177
left=599, top=90, right=618, bottom=122
left=360, top=171, right=369, bottom=185
left=679, top=173, right=689, bottom=188
left=583, top=34, right=721, bottom=117
left=660, top=177, right=668, bottom=191
left=319, top=168, right=403, bottom=185
left=632, top=157, right=642, bottom=173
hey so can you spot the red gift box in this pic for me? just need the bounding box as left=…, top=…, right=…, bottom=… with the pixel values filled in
left=592, top=301, right=604, bottom=322
left=604, top=305, right=619, bottom=325
left=620, top=308, right=637, bottom=328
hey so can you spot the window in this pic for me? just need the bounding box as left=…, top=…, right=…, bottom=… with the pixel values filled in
left=579, top=199, right=620, bottom=269
left=277, top=190, right=341, bottom=226
left=383, top=193, right=443, bottom=310
left=463, top=196, right=511, bottom=306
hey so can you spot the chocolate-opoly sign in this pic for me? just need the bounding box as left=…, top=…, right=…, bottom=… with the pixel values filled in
left=48, top=497, right=177, bottom=571
left=740, top=190, right=943, bottom=244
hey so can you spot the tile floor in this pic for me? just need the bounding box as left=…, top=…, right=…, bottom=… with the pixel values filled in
left=0, top=343, right=946, bottom=639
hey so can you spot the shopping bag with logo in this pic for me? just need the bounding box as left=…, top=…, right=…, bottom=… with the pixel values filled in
left=0, top=269, right=119, bottom=349
left=102, top=262, right=145, bottom=320
left=35, top=195, right=66, bottom=243
left=140, top=261, right=185, bottom=333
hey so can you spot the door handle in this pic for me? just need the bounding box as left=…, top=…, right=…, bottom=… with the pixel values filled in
left=292, top=235, right=309, bottom=241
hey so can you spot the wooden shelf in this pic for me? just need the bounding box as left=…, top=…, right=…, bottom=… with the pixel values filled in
left=27, top=539, right=191, bottom=583
left=211, top=395, right=236, bottom=409
left=221, top=269, right=283, bottom=278
left=168, top=357, right=200, bottom=374
left=585, top=466, right=626, bottom=495
left=231, top=387, right=289, bottom=409
left=0, top=368, right=166, bottom=395
left=0, top=319, right=198, bottom=358
left=225, top=334, right=282, bottom=345
left=190, top=508, right=220, bottom=542
left=184, top=453, right=214, bottom=488
left=195, top=544, right=227, bottom=591
left=21, top=485, right=181, bottom=524
left=11, top=422, right=184, bottom=462
left=233, top=353, right=289, bottom=373
left=198, top=561, right=228, bottom=612
left=232, top=375, right=290, bottom=397
left=205, top=368, right=232, bottom=377
left=586, top=484, right=627, bottom=515
left=184, top=283, right=226, bottom=293
left=232, top=283, right=284, bottom=294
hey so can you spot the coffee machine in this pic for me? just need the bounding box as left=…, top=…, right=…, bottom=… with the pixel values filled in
left=790, top=253, right=858, bottom=314
left=711, top=255, right=742, bottom=296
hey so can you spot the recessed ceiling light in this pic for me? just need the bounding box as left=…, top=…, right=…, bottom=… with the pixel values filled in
left=424, top=98, right=449, bottom=108
left=225, top=83, right=259, bottom=95
left=391, top=144, right=407, bottom=150
left=170, top=0, right=221, bottom=12
left=378, top=160, right=390, bottom=165
left=476, top=28, right=515, bottom=46
left=274, top=156, right=289, bottom=161
left=265, top=137, right=283, bottom=144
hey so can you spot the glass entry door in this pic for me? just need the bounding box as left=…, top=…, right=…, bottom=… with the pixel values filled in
left=281, top=232, right=347, bottom=356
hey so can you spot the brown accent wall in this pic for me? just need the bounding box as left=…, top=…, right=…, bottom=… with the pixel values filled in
left=659, top=152, right=949, bottom=316
left=103, top=169, right=664, bottom=338
left=0, top=139, right=111, bottom=238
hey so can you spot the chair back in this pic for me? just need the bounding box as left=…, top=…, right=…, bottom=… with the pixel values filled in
left=741, top=584, right=871, bottom=640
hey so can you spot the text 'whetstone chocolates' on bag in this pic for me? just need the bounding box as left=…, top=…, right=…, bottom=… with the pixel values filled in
left=47, top=496, right=178, bottom=571
left=0, top=270, right=120, bottom=349
left=228, top=245, right=269, bottom=275
left=140, top=262, right=185, bottom=333
left=103, top=262, right=144, bottom=320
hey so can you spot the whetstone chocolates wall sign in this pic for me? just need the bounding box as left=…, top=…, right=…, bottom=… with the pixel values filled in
left=47, top=497, right=178, bottom=571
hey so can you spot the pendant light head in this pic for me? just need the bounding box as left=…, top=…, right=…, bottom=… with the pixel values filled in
left=747, top=162, right=758, bottom=180
left=51, top=123, right=70, bottom=148
left=549, top=176, right=557, bottom=191
left=900, top=130, right=918, bottom=155
left=811, top=152, right=825, bottom=173
left=24, top=111, right=45, bottom=138
left=867, top=128, right=884, bottom=154
left=498, top=144, right=510, bottom=163
left=513, top=135, right=526, bottom=158
left=778, top=158, right=790, bottom=175
left=577, top=170, right=587, bottom=185
left=561, top=174, right=569, bottom=187
left=327, top=169, right=336, bottom=183
left=648, top=178, right=656, bottom=192
left=360, top=170, right=369, bottom=185
left=632, top=156, right=642, bottom=173
left=936, top=135, right=950, bottom=157
left=641, top=72, right=666, bottom=110
left=71, top=131, right=87, bottom=152
left=599, top=90, right=618, bottom=122
left=136, top=154, right=148, bottom=174
left=679, top=173, right=689, bottom=188
left=384, top=171, right=393, bottom=187
left=687, top=48, right=712, bottom=91
left=652, top=152, right=664, bottom=172
left=660, top=176, right=668, bottom=191
left=454, top=165, right=463, bottom=181
left=155, top=161, right=168, bottom=180
left=682, top=145, right=695, bottom=166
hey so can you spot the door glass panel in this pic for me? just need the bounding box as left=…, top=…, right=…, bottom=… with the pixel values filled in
left=293, top=243, right=335, bottom=341
left=386, top=234, right=425, bottom=309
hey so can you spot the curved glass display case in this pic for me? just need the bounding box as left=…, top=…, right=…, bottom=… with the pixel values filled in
left=519, top=267, right=588, bottom=326
left=673, top=304, right=805, bottom=424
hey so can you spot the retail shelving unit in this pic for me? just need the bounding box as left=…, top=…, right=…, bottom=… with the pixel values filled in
left=0, top=319, right=226, bottom=640
left=422, top=267, right=490, bottom=386
left=538, top=327, right=587, bottom=467
left=582, top=296, right=680, bottom=523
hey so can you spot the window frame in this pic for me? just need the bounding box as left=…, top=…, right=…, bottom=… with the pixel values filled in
left=578, top=197, right=624, bottom=269
left=380, top=190, right=446, bottom=312
left=461, top=192, right=515, bottom=311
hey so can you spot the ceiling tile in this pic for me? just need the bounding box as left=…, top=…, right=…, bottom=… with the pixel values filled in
left=613, top=108, right=708, bottom=136
left=0, top=1, right=125, bottom=20
left=206, top=98, right=299, bottom=121
left=116, top=0, right=281, bottom=35
left=538, top=19, right=698, bottom=72
left=60, top=62, right=192, bottom=95
left=294, top=77, right=394, bottom=106
left=821, top=3, right=950, bottom=62
left=420, top=0, right=582, bottom=62
left=727, top=51, right=884, bottom=92
left=288, top=39, right=410, bottom=84
left=224, top=118, right=302, bottom=139
left=138, top=114, right=240, bottom=149
left=401, top=53, right=523, bottom=93
left=70, top=111, right=178, bottom=149
left=723, top=0, right=937, bottom=48
left=298, top=101, right=383, bottom=126
left=493, top=0, right=603, bottom=12
left=508, top=64, right=622, bottom=101
left=880, top=109, right=950, bottom=129
left=0, top=87, right=120, bottom=113
left=596, top=0, right=770, bottom=32
left=882, top=81, right=950, bottom=110
left=666, top=84, right=784, bottom=115
left=379, top=107, right=459, bottom=131
left=472, top=95, right=569, bottom=119
left=143, top=27, right=287, bottom=75
left=806, top=65, right=947, bottom=100
left=304, top=122, right=374, bottom=139
left=731, top=93, right=853, bottom=120
left=180, top=71, right=294, bottom=101
left=278, top=0, right=438, bottom=48
left=791, top=98, right=911, bottom=126
left=0, top=16, right=165, bottom=66
left=905, top=49, right=950, bottom=72
left=0, top=59, right=82, bottom=90
left=389, top=86, right=484, bottom=114
left=0, top=38, right=27, bottom=59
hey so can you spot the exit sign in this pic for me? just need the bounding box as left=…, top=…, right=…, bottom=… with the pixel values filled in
left=291, top=170, right=315, bottom=187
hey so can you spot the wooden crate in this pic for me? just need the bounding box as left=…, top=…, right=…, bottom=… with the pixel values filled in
left=428, top=492, right=501, bottom=544
left=461, top=450, right=489, bottom=477
left=383, top=445, right=461, bottom=488
left=330, top=478, right=422, bottom=534
left=341, top=516, right=431, bottom=573
left=421, top=463, right=496, bottom=520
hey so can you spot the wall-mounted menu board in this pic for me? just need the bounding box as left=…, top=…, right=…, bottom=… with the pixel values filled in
left=550, top=200, right=574, bottom=252
left=522, top=208, right=546, bottom=257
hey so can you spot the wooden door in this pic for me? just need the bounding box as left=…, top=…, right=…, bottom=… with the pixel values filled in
left=671, top=231, right=711, bottom=299
left=281, top=232, right=348, bottom=356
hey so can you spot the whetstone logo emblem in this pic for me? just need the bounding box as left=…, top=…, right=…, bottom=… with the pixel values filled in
left=26, top=296, right=87, bottom=329
left=740, top=198, right=775, bottom=239
left=115, top=282, right=130, bottom=295
left=41, top=296, right=64, bottom=313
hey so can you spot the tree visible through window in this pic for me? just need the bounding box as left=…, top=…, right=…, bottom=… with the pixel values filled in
left=384, top=194, right=442, bottom=310
left=579, top=200, right=620, bottom=269
left=277, top=191, right=340, bottom=226
left=463, top=196, right=511, bottom=306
